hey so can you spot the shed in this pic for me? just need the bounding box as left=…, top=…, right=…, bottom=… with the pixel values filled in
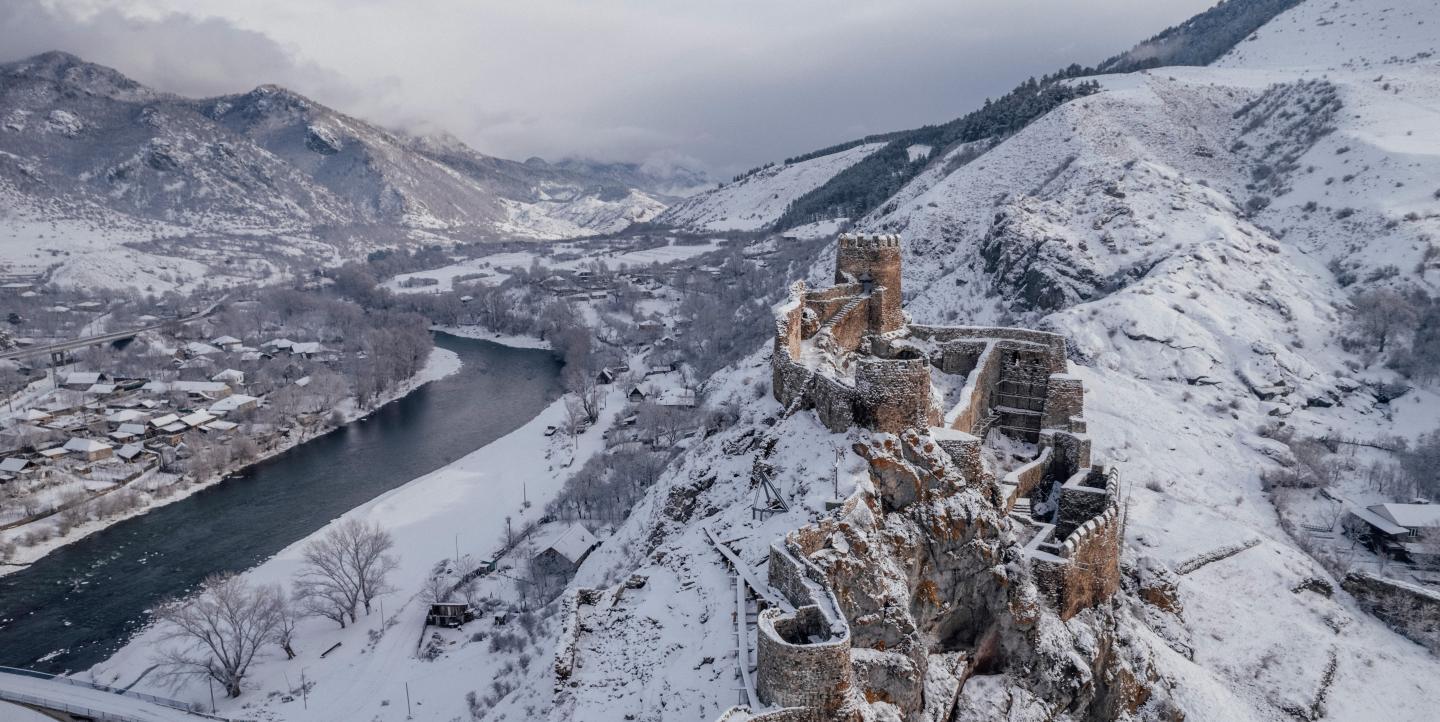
left=426, top=602, right=474, bottom=628
left=211, top=335, right=243, bottom=349
left=627, top=386, right=647, bottom=403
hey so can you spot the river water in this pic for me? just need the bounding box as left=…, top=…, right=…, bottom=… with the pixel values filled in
left=0, top=333, right=562, bottom=673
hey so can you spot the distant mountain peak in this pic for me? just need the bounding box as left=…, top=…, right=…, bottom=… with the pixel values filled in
left=3, top=50, right=156, bottom=102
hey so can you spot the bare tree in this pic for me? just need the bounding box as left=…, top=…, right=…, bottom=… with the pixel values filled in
left=1350, top=289, right=1418, bottom=356
left=154, top=574, right=283, bottom=697
left=293, top=518, right=398, bottom=625
left=274, top=596, right=299, bottom=660
left=295, top=576, right=353, bottom=629
left=294, top=527, right=361, bottom=627
left=342, top=519, right=399, bottom=615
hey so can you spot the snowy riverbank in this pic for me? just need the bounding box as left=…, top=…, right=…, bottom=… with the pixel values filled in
left=89, top=384, right=622, bottom=719
left=0, top=347, right=463, bottom=578
left=432, top=324, right=552, bottom=350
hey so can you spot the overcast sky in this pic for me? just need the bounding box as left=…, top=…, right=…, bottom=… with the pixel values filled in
left=1, top=0, right=1214, bottom=176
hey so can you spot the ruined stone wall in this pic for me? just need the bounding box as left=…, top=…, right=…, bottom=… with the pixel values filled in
left=1041, top=430, right=1093, bottom=489
left=1056, top=468, right=1111, bottom=538
left=1043, top=374, right=1085, bottom=431
left=855, top=358, right=934, bottom=434
left=1055, top=504, right=1122, bottom=619
left=1029, top=469, right=1122, bottom=619
left=1342, top=572, right=1440, bottom=653
left=828, top=294, right=874, bottom=352
left=867, top=286, right=906, bottom=335
left=944, top=344, right=1001, bottom=434
left=1002, top=447, right=1053, bottom=512
left=910, top=325, right=1068, bottom=373
left=933, top=428, right=983, bottom=485
left=937, top=339, right=988, bottom=376
left=756, top=605, right=853, bottom=716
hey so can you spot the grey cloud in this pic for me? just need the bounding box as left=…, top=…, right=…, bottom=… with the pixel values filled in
left=3, top=0, right=1216, bottom=175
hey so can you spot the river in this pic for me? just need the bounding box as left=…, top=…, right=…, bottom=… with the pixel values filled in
left=0, top=333, right=562, bottom=673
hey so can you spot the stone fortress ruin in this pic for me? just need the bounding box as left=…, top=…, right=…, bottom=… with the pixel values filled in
left=737, top=233, right=1125, bottom=720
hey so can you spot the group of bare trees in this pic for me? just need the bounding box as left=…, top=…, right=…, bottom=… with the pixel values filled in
left=1346, top=287, right=1440, bottom=382
left=155, top=519, right=397, bottom=698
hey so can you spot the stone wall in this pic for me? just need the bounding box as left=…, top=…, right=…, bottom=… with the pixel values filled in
left=1043, top=373, right=1085, bottom=431
left=1342, top=571, right=1440, bottom=653
left=909, top=325, right=1067, bottom=373
left=1056, top=468, right=1111, bottom=537
left=828, top=294, right=874, bottom=352
left=1030, top=469, right=1122, bottom=619
left=944, top=343, right=1000, bottom=434
left=855, top=358, right=934, bottom=434
left=933, top=427, right=983, bottom=484
left=1002, top=447, right=1053, bottom=512
left=756, top=605, right=853, bottom=716
left=1041, top=430, right=1092, bottom=484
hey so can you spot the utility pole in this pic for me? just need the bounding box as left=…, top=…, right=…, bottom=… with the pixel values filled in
left=208, top=677, right=216, bottom=713
left=301, top=667, right=308, bottom=710
left=405, top=681, right=412, bottom=719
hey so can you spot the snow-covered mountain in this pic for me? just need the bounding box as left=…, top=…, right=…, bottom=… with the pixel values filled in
left=655, top=141, right=886, bottom=232
left=0, top=51, right=691, bottom=291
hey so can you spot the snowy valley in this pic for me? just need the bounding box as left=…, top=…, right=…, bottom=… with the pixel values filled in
left=4, top=0, right=1440, bottom=721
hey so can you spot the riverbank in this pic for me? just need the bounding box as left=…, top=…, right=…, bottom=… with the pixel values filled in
left=89, top=383, right=621, bottom=718
left=432, top=323, right=551, bottom=350
left=0, top=347, right=463, bottom=578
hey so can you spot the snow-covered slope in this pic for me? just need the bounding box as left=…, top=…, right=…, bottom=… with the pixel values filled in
left=0, top=52, right=683, bottom=290
left=1216, top=0, right=1439, bottom=71
left=657, top=142, right=886, bottom=232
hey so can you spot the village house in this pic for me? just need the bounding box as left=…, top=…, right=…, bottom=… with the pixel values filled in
left=211, top=368, right=245, bottom=385
left=529, top=522, right=600, bottom=584
left=1347, top=502, right=1440, bottom=565
left=211, top=335, right=243, bottom=351
left=0, top=456, right=33, bottom=480
left=62, top=371, right=105, bottom=390
left=63, top=437, right=113, bottom=462
left=209, top=394, right=260, bottom=416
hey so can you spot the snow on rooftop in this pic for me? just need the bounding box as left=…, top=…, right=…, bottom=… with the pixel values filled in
left=63, top=437, right=111, bottom=453
left=1372, top=503, right=1440, bottom=530
left=531, top=522, right=599, bottom=564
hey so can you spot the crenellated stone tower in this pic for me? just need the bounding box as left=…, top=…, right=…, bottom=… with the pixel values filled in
left=834, top=233, right=905, bottom=335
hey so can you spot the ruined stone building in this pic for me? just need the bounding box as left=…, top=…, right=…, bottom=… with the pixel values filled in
left=732, top=233, right=1126, bottom=721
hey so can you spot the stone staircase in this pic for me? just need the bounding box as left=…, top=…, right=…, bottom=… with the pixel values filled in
left=819, top=296, right=865, bottom=333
